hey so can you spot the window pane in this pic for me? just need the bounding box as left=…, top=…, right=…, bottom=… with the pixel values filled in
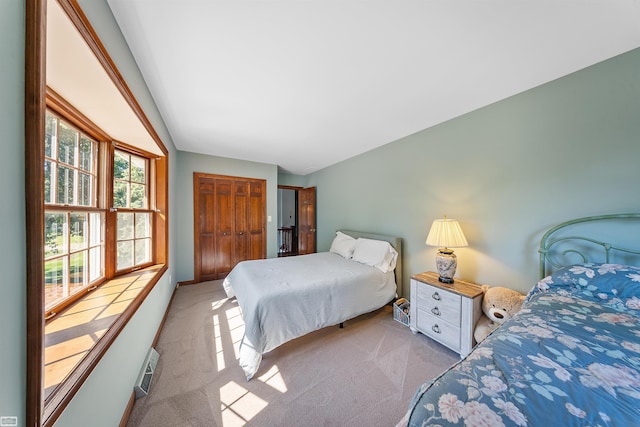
left=130, top=156, right=146, bottom=184
left=45, top=212, right=67, bottom=258
left=79, top=136, right=93, bottom=171
left=135, top=238, right=151, bottom=265
left=44, top=160, right=53, bottom=204
left=70, top=213, right=88, bottom=252
left=44, top=210, right=103, bottom=307
left=89, top=247, right=102, bottom=282
left=89, top=212, right=103, bottom=246
left=45, top=257, right=67, bottom=309
left=117, top=212, right=134, bottom=240
left=130, top=183, right=146, bottom=209
left=117, top=241, right=134, bottom=270
left=114, top=150, right=130, bottom=180
left=135, top=213, right=150, bottom=239
left=113, top=150, right=149, bottom=211
left=58, top=122, right=77, bottom=166
left=113, top=181, right=129, bottom=208
left=78, top=172, right=92, bottom=206
left=45, top=114, right=56, bottom=158
left=69, top=251, right=87, bottom=293
left=57, top=165, right=75, bottom=205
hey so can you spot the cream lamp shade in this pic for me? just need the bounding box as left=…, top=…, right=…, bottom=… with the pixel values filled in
left=426, top=217, right=468, bottom=283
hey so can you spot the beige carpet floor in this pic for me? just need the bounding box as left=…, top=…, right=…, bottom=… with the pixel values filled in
left=127, top=280, right=458, bottom=427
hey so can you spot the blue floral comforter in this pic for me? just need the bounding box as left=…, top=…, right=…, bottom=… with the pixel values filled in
left=400, top=263, right=640, bottom=426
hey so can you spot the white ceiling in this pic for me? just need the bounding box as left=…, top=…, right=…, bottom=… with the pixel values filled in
left=106, top=0, right=640, bottom=175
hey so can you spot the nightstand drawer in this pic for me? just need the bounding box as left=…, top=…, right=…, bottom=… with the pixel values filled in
left=416, top=308, right=461, bottom=350
left=416, top=283, right=461, bottom=326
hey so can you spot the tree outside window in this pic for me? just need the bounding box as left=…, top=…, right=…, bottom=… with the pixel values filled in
left=44, top=112, right=103, bottom=311
left=114, top=150, right=152, bottom=270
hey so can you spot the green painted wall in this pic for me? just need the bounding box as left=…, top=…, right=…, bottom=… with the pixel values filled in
left=277, top=171, right=307, bottom=187
left=175, top=151, right=279, bottom=282
left=303, top=47, right=640, bottom=296
left=0, top=0, right=26, bottom=422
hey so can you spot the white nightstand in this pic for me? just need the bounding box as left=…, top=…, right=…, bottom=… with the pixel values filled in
left=410, top=271, right=484, bottom=358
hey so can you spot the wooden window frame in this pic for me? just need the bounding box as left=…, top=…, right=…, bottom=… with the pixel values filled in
left=113, top=147, right=155, bottom=274
left=44, top=110, right=100, bottom=207
left=44, top=107, right=105, bottom=317
left=25, top=1, right=169, bottom=425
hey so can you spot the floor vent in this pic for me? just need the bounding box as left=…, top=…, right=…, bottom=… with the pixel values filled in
left=134, top=347, right=160, bottom=399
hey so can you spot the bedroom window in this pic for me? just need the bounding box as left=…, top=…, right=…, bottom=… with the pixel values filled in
left=40, top=92, right=167, bottom=413
left=113, top=150, right=153, bottom=271
left=44, top=111, right=104, bottom=312
left=26, top=2, right=169, bottom=425
left=43, top=111, right=161, bottom=311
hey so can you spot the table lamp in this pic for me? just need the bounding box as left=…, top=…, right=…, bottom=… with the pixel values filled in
left=426, top=216, right=468, bottom=283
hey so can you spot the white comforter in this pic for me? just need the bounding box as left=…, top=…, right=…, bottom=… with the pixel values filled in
left=223, top=252, right=397, bottom=380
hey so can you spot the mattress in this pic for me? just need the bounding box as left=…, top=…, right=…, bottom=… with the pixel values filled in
left=223, top=251, right=397, bottom=380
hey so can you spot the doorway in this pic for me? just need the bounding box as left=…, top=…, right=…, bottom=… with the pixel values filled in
left=277, top=186, right=316, bottom=256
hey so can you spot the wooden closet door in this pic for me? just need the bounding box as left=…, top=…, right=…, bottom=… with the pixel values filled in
left=233, top=180, right=250, bottom=266
left=197, top=177, right=217, bottom=281
left=248, top=180, right=266, bottom=260
left=214, top=179, right=234, bottom=278
left=194, top=173, right=266, bottom=282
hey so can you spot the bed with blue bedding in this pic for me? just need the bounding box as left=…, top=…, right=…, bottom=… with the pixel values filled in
left=399, top=214, right=640, bottom=426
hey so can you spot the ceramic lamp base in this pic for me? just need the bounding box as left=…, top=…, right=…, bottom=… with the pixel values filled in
left=435, top=249, right=457, bottom=283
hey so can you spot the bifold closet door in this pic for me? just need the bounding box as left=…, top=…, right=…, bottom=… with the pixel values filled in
left=248, top=181, right=266, bottom=260
left=213, top=178, right=234, bottom=279
left=233, top=180, right=249, bottom=267
left=194, top=173, right=266, bottom=282
left=196, top=176, right=217, bottom=282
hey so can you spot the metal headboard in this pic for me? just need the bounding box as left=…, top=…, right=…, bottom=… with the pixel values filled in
left=539, top=213, right=640, bottom=279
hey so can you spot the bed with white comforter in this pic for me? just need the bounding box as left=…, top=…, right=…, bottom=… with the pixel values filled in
left=223, top=231, right=400, bottom=380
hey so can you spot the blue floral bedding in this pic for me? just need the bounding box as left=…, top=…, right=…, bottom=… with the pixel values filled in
left=399, top=263, right=640, bottom=427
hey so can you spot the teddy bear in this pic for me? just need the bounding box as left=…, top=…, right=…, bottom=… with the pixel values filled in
left=473, top=285, right=526, bottom=343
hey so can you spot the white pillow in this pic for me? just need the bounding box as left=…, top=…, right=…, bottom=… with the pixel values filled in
left=329, top=231, right=357, bottom=258
left=351, top=238, right=398, bottom=273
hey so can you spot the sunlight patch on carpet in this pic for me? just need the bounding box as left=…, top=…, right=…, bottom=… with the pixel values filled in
left=258, top=365, right=288, bottom=393
left=212, top=298, right=226, bottom=310
left=213, top=313, right=226, bottom=371
left=226, top=306, right=244, bottom=358
left=220, top=380, right=268, bottom=426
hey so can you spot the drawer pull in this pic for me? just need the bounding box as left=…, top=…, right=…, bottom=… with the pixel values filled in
left=432, top=292, right=441, bottom=301
left=431, top=307, right=441, bottom=316
left=432, top=324, right=441, bottom=334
